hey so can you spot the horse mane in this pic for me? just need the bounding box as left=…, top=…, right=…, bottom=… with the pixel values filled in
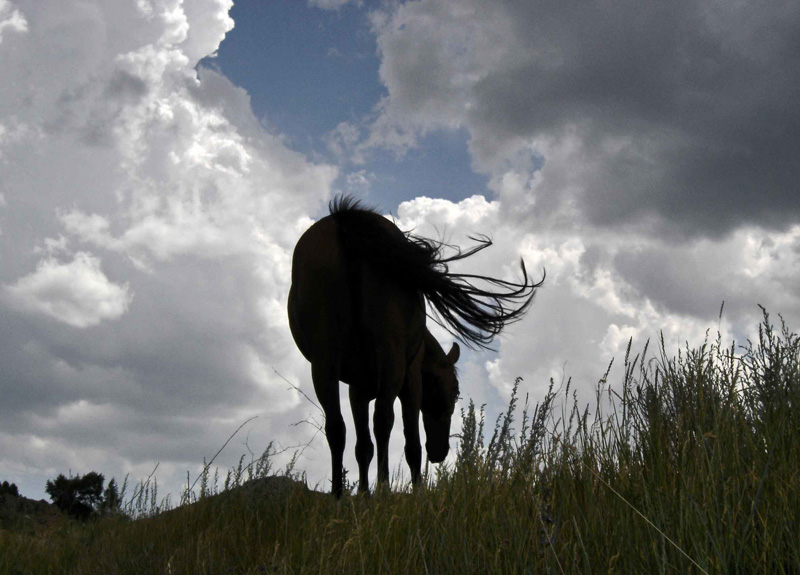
left=329, top=195, right=544, bottom=350
left=329, top=194, right=375, bottom=216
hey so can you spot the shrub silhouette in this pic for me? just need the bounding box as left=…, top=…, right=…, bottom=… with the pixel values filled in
left=100, top=477, right=121, bottom=516
left=0, top=480, right=19, bottom=497
left=45, top=472, right=105, bottom=521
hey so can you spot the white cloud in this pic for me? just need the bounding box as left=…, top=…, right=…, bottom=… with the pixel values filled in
left=395, top=194, right=499, bottom=231
left=0, top=0, right=27, bottom=43
left=386, top=194, right=800, bottom=420
left=326, top=121, right=361, bottom=161
left=0, top=0, right=336, bottom=501
left=339, top=169, right=375, bottom=196
left=2, top=252, right=132, bottom=328
left=600, top=324, right=641, bottom=360
left=364, top=0, right=514, bottom=155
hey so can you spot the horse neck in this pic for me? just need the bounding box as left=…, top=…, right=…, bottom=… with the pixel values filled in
left=423, top=329, right=447, bottom=364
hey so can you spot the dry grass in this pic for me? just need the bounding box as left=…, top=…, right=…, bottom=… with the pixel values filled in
left=2, top=308, right=799, bottom=574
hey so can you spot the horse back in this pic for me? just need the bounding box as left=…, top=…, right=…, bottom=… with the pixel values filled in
left=288, top=213, right=425, bottom=387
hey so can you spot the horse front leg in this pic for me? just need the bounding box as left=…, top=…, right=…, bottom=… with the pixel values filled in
left=312, top=362, right=346, bottom=498
left=399, top=381, right=422, bottom=486
left=349, top=385, right=374, bottom=494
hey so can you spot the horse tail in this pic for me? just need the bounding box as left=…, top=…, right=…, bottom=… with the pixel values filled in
left=329, top=195, right=544, bottom=350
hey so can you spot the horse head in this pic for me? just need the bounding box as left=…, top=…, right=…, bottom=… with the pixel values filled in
left=421, top=341, right=460, bottom=463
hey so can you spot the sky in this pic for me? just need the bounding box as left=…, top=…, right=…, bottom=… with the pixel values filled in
left=1, top=0, right=799, bottom=502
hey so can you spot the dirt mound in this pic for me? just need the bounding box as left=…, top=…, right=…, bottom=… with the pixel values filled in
left=189, top=476, right=316, bottom=508
left=228, top=476, right=310, bottom=499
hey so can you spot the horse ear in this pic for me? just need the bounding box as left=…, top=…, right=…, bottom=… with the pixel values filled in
left=447, top=342, right=460, bottom=365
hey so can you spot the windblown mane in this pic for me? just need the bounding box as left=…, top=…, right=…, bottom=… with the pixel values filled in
left=329, top=195, right=544, bottom=349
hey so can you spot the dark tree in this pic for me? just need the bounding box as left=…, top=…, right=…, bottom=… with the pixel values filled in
left=0, top=481, right=19, bottom=497
left=45, top=472, right=105, bottom=521
left=99, top=477, right=121, bottom=516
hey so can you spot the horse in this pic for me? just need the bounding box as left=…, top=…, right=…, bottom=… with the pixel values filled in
left=287, top=196, right=543, bottom=497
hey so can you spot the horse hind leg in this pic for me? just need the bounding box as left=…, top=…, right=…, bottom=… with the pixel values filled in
left=373, top=360, right=405, bottom=487
left=349, top=386, right=374, bottom=494
left=373, top=397, right=395, bottom=487
left=311, top=362, right=346, bottom=498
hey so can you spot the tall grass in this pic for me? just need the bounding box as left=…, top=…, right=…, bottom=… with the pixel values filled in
left=1, top=309, right=798, bottom=574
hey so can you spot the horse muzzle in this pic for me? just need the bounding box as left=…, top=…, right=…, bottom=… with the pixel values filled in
left=426, top=442, right=449, bottom=464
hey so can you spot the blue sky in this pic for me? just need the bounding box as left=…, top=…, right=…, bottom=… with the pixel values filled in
left=204, top=0, right=488, bottom=211
left=1, top=0, right=799, bottom=502
left=209, top=1, right=383, bottom=146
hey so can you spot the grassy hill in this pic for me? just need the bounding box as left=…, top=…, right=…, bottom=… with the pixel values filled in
left=2, top=309, right=798, bottom=574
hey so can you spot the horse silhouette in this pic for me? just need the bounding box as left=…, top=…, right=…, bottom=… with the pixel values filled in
left=288, top=196, right=543, bottom=496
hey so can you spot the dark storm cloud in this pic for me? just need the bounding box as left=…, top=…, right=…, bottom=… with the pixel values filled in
left=611, top=234, right=799, bottom=323
left=463, top=0, right=800, bottom=236
left=613, top=247, right=731, bottom=319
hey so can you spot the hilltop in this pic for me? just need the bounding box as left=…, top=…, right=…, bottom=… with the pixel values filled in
left=0, top=490, right=66, bottom=535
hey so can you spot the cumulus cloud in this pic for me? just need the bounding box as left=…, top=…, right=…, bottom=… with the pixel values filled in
left=2, top=252, right=132, bottom=328
left=394, top=194, right=499, bottom=230
left=317, top=0, right=800, bottom=442
left=0, top=0, right=27, bottom=43
left=367, top=0, right=800, bottom=236
left=0, top=0, right=336, bottom=500
left=390, top=193, right=800, bottom=415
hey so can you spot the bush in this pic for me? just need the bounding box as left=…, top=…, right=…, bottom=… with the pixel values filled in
left=0, top=481, right=19, bottom=497
left=45, top=472, right=106, bottom=521
left=99, top=478, right=121, bottom=516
